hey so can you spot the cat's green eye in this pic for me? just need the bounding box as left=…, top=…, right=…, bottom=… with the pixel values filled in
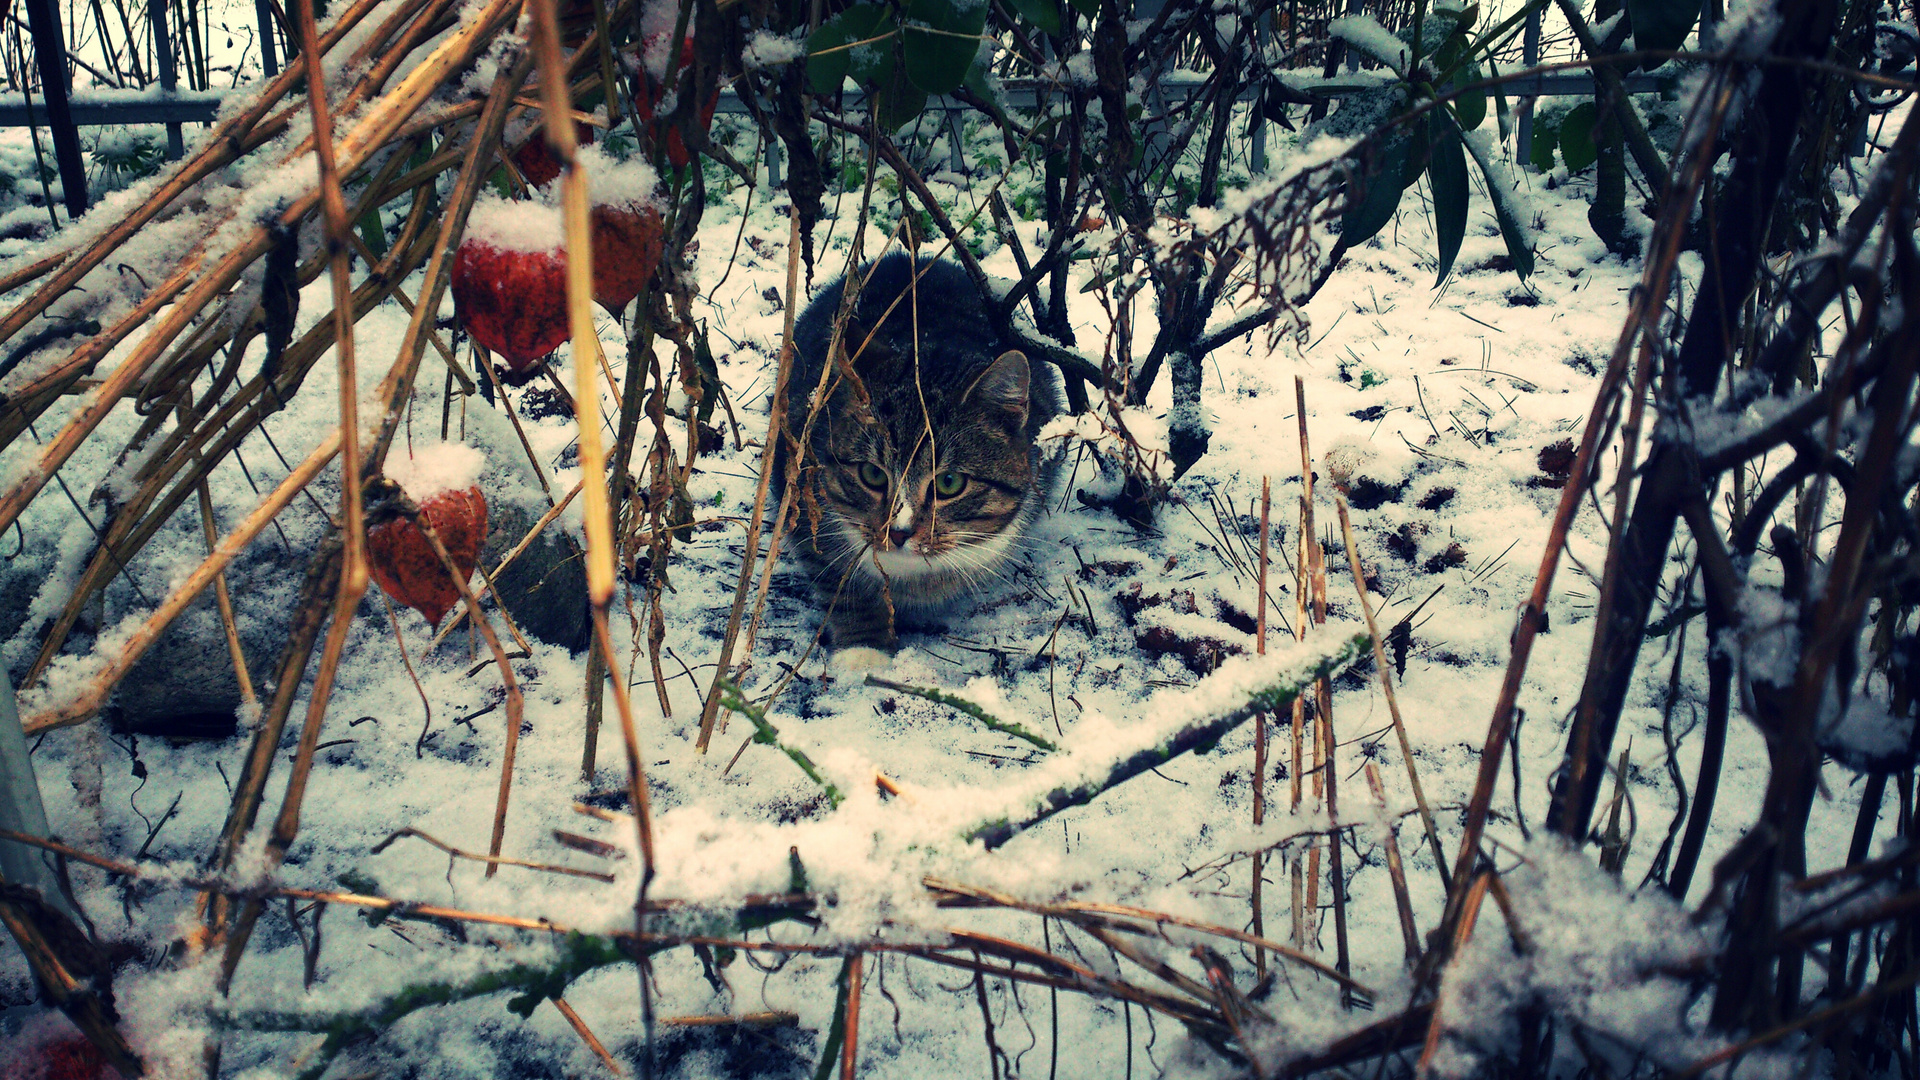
left=934, top=471, right=967, bottom=498
left=857, top=463, right=889, bottom=491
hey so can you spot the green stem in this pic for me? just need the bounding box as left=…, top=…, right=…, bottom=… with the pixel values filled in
left=236, top=932, right=638, bottom=1080
left=967, top=632, right=1370, bottom=849
left=864, top=676, right=1062, bottom=753
left=716, top=678, right=846, bottom=807
left=811, top=956, right=857, bottom=1080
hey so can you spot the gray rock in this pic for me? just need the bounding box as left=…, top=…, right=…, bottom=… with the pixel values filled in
left=483, top=491, right=589, bottom=653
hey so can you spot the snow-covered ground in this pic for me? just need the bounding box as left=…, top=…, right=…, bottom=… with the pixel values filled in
left=0, top=68, right=1888, bottom=1080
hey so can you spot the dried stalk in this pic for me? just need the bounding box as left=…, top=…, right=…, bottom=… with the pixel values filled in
left=408, top=507, right=529, bottom=877
left=925, top=878, right=1372, bottom=995
left=295, top=4, right=370, bottom=826
left=553, top=996, right=628, bottom=1076
left=696, top=211, right=803, bottom=751
left=0, top=0, right=523, bottom=544
left=0, top=0, right=387, bottom=350
left=22, top=216, right=443, bottom=693
left=1364, top=763, right=1422, bottom=965
left=842, top=953, right=864, bottom=1080
left=1333, top=495, right=1449, bottom=890
left=1253, top=475, right=1270, bottom=977
left=371, top=826, right=614, bottom=883
left=429, top=482, right=584, bottom=649
left=1418, top=870, right=1494, bottom=1071
left=196, top=481, right=256, bottom=711
left=20, top=431, right=341, bottom=734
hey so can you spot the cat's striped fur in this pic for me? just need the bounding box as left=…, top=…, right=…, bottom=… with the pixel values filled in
left=774, top=254, right=1063, bottom=656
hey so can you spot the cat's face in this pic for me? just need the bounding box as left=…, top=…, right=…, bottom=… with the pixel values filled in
left=804, top=349, right=1035, bottom=585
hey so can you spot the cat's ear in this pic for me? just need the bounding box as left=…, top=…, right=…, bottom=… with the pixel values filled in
left=968, top=350, right=1031, bottom=428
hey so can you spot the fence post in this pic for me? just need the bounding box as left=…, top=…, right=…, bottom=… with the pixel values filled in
left=256, top=0, right=279, bottom=77
left=1515, top=6, right=1540, bottom=167
left=1250, top=12, right=1269, bottom=173
left=20, top=0, right=88, bottom=218
left=150, top=0, right=185, bottom=159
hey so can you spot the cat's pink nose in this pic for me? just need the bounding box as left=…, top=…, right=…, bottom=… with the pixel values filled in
left=888, top=526, right=914, bottom=550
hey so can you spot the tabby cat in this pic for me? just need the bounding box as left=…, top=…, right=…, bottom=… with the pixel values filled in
left=775, top=254, right=1063, bottom=663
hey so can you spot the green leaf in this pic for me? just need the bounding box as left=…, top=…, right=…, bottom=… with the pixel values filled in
left=1627, top=0, right=1697, bottom=53
left=1461, top=129, right=1535, bottom=279
left=903, top=0, right=988, bottom=94
left=1006, top=0, right=1062, bottom=36
left=871, top=69, right=928, bottom=129
left=805, top=20, right=851, bottom=92
left=962, top=48, right=997, bottom=102
left=1488, top=56, right=1512, bottom=140
left=1450, top=63, right=1486, bottom=131
left=1559, top=101, right=1598, bottom=172
left=1430, top=112, right=1468, bottom=286
left=1340, top=131, right=1413, bottom=246
left=1067, top=0, right=1098, bottom=19
left=903, top=30, right=982, bottom=94
left=811, top=958, right=858, bottom=1080
left=805, top=4, right=895, bottom=94
left=355, top=205, right=388, bottom=259
left=1528, top=111, right=1561, bottom=172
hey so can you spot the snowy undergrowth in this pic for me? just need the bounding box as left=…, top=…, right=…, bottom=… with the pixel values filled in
left=0, top=130, right=1888, bottom=1078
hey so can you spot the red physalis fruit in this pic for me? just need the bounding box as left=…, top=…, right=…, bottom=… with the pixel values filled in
left=509, top=120, right=596, bottom=188
left=632, top=34, right=718, bottom=168
left=590, top=203, right=665, bottom=313
left=369, top=447, right=489, bottom=628
left=453, top=197, right=568, bottom=371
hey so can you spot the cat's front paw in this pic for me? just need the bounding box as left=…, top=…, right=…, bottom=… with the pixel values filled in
left=829, top=646, right=893, bottom=674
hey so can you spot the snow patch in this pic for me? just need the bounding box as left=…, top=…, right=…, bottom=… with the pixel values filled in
left=385, top=442, right=486, bottom=503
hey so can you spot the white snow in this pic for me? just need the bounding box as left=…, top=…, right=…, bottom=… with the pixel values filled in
left=463, top=191, right=565, bottom=253
left=385, top=442, right=486, bottom=503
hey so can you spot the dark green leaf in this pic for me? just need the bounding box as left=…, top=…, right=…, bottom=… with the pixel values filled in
left=1488, top=56, right=1512, bottom=140
left=1450, top=64, right=1486, bottom=131
left=805, top=4, right=895, bottom=94
left=788, top=847, right=810, bottom=894
left=1559, top=100, right=1598, bottom=172
left=1461, top=128, right=1535, bottom=279
left=1340, top=132, right=1413, bottom=246
left=903, top=30, right=981, bottom=93
left=1067, top=0, right=1097, bottom=19
left=903, top=0, right=989, bottom=93
left=846, top=10, right=899, bottom=83
left=1006, top=0, right=1062, bottom=36
left=805, top=20, right=850, bottom=92
left=356, top=205, right=388, bottom=259
left=962, top=49, right=997, bottom=102
left=1528, top=111, right=1561, bottom=172
left=811, top=958, right=857, bottom=1080
left=1627, top=0, right=1697, bottom=53
left=1430, top=112, right=1468, bottom=286
left=872, top=70, right=928, bottom=128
